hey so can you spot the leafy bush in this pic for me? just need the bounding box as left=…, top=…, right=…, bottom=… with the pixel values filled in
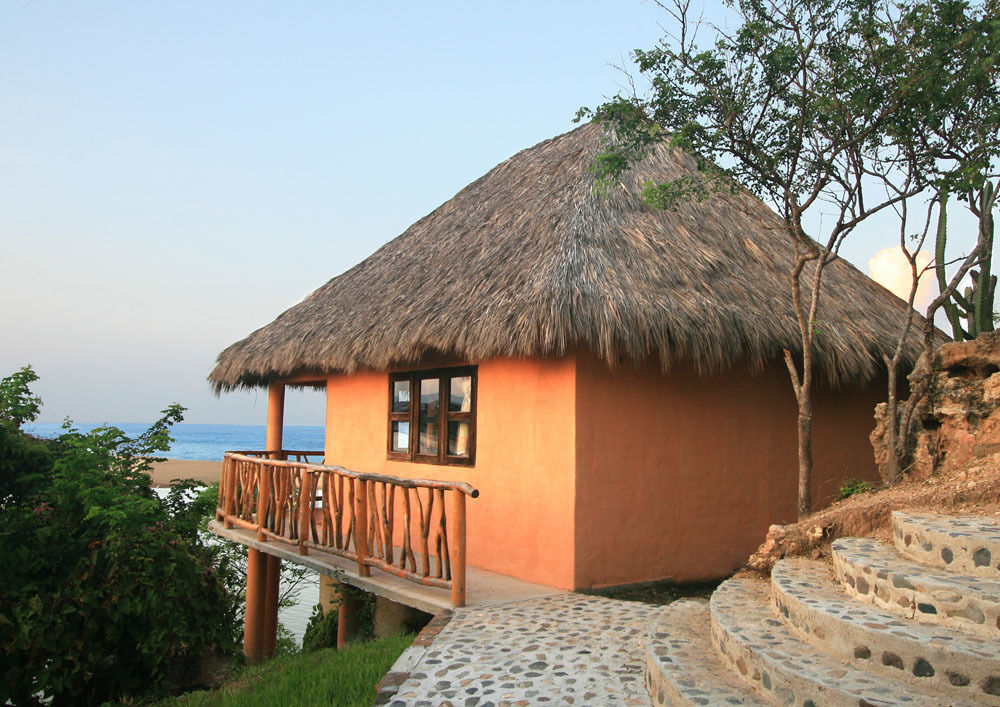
left=838, top=477, right=875, bottom=500
left=0, top=367, right=241, bottom=705
left=301, top=603, right=339, bottom=652
left=301, top=582, right=385, bottom=653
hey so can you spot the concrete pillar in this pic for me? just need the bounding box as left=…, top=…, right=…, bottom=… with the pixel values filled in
left=319, top=575, right=341, bottom=616
left=243, top=548, right=268, bottom=661
left=337, top=587, right=365, bottom=648
left=266, top=383, right=285, bottom=455
left=374, top=595, right=420, bottom=638
left=262, top=555, right=281, bottom=658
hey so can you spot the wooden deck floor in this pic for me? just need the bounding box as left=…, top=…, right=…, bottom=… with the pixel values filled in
left=209, top=520, right=563, bottom=614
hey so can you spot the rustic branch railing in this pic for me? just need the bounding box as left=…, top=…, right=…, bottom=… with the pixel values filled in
left=216, top=450, right=479, bottom=607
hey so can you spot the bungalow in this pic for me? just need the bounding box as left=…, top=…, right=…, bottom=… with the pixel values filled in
left=208, top=122, right=918, bottom=658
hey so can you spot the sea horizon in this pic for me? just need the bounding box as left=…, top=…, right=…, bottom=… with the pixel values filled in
left=23, top=422, right=326, bottom=462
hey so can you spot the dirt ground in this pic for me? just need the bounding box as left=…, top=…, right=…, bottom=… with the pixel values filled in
left=742, top=456, right=1000, bottom=576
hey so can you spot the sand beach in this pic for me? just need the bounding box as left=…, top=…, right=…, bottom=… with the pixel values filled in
left=148, top=459, right=222, bottom=487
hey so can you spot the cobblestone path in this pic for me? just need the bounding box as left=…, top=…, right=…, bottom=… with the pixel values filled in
left=383, top=593, right=660, bottom=706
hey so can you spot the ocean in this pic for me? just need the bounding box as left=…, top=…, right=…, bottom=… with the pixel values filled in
left=25, top=421, right=325, bottom=643
left=23, top=422, right=326, bottom=461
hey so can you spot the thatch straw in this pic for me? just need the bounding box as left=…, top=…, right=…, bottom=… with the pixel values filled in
left=209, top=122, right=923, bottom=392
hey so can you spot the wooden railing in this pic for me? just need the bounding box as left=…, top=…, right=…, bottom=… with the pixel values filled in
left=216, top=450, right=480, bottom=607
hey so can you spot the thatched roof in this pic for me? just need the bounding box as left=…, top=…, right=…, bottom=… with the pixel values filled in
left=210, top=121, right=922, bottom=392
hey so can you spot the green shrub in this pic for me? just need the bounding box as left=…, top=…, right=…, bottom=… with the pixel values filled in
left=275, top=623, right=301, bottom=657
left=0, top=367, right=241, bottom=705
left=301, top=603, right=339, bottom=652
left=838, top=477, right=875, bottom=500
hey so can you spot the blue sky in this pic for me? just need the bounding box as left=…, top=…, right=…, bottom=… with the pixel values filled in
left=0, top=2, right=983, bottom=425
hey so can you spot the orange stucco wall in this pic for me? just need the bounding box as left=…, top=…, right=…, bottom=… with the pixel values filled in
left=572, top=351, right=884, bottom=589
left=323, top=357, right=579, bottom=589
left=319, top=350, right=884, bottom=592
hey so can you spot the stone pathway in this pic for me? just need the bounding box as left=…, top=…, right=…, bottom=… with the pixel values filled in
left=377, top=593, right=661, bottom=706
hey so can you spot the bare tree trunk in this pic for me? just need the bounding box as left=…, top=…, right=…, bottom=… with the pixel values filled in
left=882, top=357, right=902, bottom=484
left=785, top=224, right=825, bottom=520
left=796, top=391, right=813, bottom=518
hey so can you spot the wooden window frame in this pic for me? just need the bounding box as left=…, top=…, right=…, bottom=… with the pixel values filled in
left=387, top=366, right=477, bottom=466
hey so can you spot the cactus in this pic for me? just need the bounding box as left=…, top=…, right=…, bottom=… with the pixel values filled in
left=935, top=184, right=997, bottom=341
left=973, top=181, right=996, bottom=336
left=936, top=192, right=968, bottom=339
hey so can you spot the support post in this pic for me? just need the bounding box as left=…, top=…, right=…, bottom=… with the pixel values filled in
left=260, top=383, right=284, bottom=539
left=450, top=491, right=467, bottom=607
left=262, top=555, right=281, bottom=658
left=243, top=548, right=268, bottom=662
left=319, top=575, right=341, bottom=615
left=266, top=383, right=285, bottom=457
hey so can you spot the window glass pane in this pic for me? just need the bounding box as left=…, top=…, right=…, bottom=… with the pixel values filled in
left=449, top=376, right=472, bottom=412
left=419, top=378, right=439, bottom=455
left=391, top=421, right=409, bottom=453
left=392, top=379, right=410, bottom=412
left=448, top=421, right=471, bottom=457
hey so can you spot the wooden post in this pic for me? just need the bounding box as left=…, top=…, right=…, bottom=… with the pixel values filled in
left=450, top=491, right=467, bottom=607
left=262, top=383, right=285, bottom=541
left=266, top=383, right=285, bottom=457
left=243, top=548, right=268, bottom=662
left=228, top=457, right=238, bottom=521
left=262, top=555, right=281, bottom=658
left=217, top=457, right=227, bottom=522
left=356, top=479, right=370, bottom=577
left=256, top=462, right=269, bottom=542
left=222, top=456, right=236, bottom=527
left=298, top=471, right=311, bottom=555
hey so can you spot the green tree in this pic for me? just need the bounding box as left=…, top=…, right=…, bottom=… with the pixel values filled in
left=863, top=0, right=1000, bottom=482
left=582, top=0, right=999, bottom=514
left=896, top=0, right=1000, bottom=343
left=0, top=369, right=241, bottom=705
left=0, top=365, right=41, bottom=430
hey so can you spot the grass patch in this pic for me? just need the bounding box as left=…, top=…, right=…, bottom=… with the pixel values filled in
left=838, top=477, right=875, bottom=500
left=160, top=633, right=413, bottom=707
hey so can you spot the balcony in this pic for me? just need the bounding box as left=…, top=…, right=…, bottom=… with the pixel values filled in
left=212, top=449, right=483, bottom=608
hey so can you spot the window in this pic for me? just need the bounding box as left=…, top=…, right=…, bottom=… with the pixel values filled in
left=388, top=366, right=476, bottom=466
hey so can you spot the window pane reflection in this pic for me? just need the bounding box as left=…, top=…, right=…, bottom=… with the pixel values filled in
left=392, top=380, right=410, bottom=413
left=391, top=421, right=409, bottom=453
left=419, top=378, right=439, bottom=454
left=449, top=376, right=472, bottom=412
left=448, top=421, right=471, bottom=456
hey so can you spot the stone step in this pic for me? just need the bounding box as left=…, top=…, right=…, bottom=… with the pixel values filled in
left=771, top=558, right=1000, bottom=704
left=710, top=576, right=981, bottom=706
left=832, top=536, right=1000, bottom=638
left=893, top=510, right=1000, bottom=578
left=645, top=599, right=767, bottom=706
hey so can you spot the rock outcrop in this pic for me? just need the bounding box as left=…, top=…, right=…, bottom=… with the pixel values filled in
left=873, top=331, right=1000, bottom=481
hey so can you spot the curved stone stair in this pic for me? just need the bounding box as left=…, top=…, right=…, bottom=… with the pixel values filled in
left=893, top=511, right=1000, bottom=578
left=645, top=511, right=1000, bottom=705
left=645, top=599, right=767, bottom=705
left=832, top=535, right=1000, bottom=637
left=772, top=558, right=999, bottom=698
